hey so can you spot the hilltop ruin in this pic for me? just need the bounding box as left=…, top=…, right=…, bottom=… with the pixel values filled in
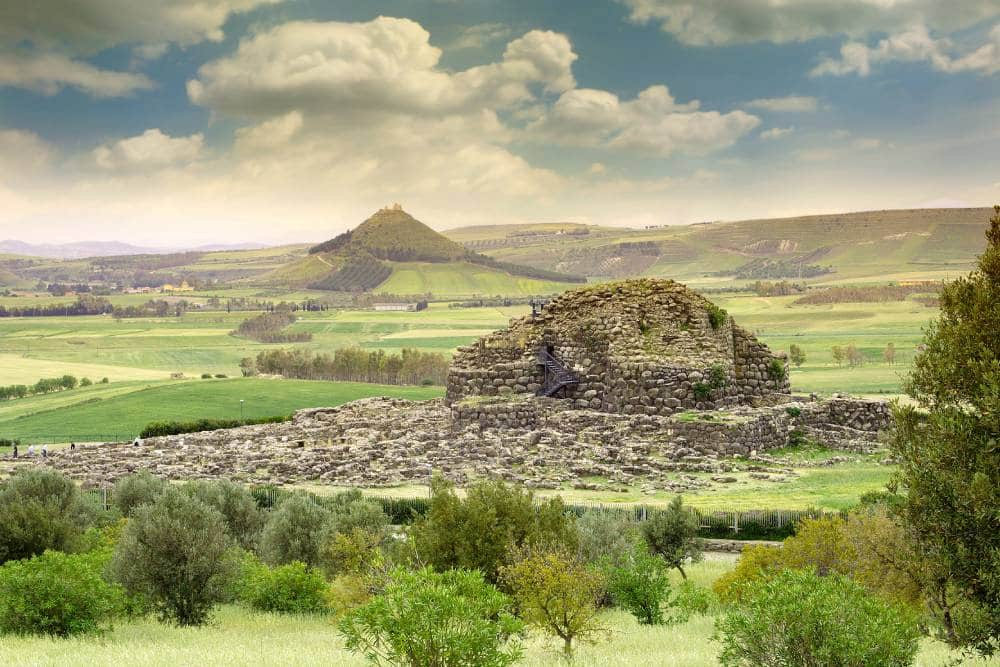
left=34, top=279, right=892, bottom=492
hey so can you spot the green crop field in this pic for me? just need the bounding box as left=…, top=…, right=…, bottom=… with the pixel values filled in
left=0, top=556, right=987, bottom=667
left=0, top=378, right=442, bottom=443
left=376, top=261, right=574, bottom=297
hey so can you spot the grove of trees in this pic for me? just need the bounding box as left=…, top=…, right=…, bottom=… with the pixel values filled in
left=247, top=347, right=449, bottom=386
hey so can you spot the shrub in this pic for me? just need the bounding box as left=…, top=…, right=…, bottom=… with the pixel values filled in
left=707, top=303, right=728, bottom=330
left=641, top=496, right=703, bottom=579
left=110, top=487, right=236, bottom=626
left=502, top=548, right=605, bottom=657
left=201, top=373, right=212, bottom=379
left=0, top=549, right=126, bottom=637
left=409, top=475, right=577, bottom=586
left=693, top=382, right=712, bottom=401
left=674, top=580, right=717, bottom=617
left=140, top=415, right=290, bottom=438
left=767, top=358, right=787, bottom=382
left=605, top=543, right=674, bottom=625
left=112, top=471, right=166, bottom=517
left=259, top=493, right=332, bottom=568
left=80, top=377, right=93, bottom=387
left=183, top=480, right=264, bottom=551
left=323, top=489, right=389, bottom=537
left=0, top=468, right=93, bottom=564
left=715, top=569, right=922, bottom=667
left=576, top=511, right=638, bottom=568
left=100, top=377, right=109, bottom=384
left=340, top=567, right=523, bottom=667
left=713, top=545, right=785, bottom=604
left=214, top=374, right=227, bottom=379
left=320, top=528, right=388, bottom=582
left=785, top=405, right=802, bottom=418
left=238, top=556, right=328, bottom=615
left=708, top=363, right=728, bottom=389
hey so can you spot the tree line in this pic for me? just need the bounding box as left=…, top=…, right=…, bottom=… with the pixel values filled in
left=231, top=311, right=312, bottom=344
left=0, top=374, right=105, bottom=401
left=244, top=347, right=448, bottom=385
left=794, top=282, right=939, bottom=306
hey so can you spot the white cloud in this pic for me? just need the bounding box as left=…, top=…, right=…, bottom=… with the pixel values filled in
left=450, top=23, right=512, bottom=50
left=760, top=127, right=794, bottom=140
left=188, top=18, right=577, bottom=118
left=234, top=111, right=304, bottom=153
left=93, top=129, right=204, bottom=170
left=588, top=162, right=607, bottom=175
left=0, top=0, right=283, bottom=56
left=619, top=0, right=999, bottom=46
left=744, top=96, right=819, bottom=112
left=530, top=85, right=759, bottom=156
left=0, top=50, right=153, bottom=97
left=811, top=24, right=1000, bottom=77
left=0, top=129, right=53, bottom=176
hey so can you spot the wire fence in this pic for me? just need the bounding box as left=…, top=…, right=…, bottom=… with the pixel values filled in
left=84, top=485, right=837, bottom=541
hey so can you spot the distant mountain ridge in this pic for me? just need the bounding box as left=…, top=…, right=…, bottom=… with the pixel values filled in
left=0, top=240, right=266, bottom=259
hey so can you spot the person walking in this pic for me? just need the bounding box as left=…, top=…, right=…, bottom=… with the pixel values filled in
left=27, top=444, right=34, bottom=457
left=11, top=444, right=17, bottom=459
left=41, top=444, right=48, bottom=458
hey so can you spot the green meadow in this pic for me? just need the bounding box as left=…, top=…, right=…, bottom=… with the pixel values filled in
left=0, top=557, right=990, bottom=667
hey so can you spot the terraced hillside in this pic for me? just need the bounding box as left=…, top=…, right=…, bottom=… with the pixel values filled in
left=446, top=208, right=994, bottom=287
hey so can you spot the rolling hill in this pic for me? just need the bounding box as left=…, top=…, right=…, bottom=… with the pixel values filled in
left=445, top=207, right=996, bottom=287
left=260, top=205, right=585, bottom=296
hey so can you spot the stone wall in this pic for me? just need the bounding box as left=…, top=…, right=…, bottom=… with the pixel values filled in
left=32, top=394, right=892, bottom=491
left=446, top=279, right=790, bottom=417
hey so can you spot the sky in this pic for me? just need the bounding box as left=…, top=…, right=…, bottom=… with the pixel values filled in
left=0, top=0, right=998, bottom=246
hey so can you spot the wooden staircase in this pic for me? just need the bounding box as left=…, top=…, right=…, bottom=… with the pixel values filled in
left=537, top=348, right=579, bottom=397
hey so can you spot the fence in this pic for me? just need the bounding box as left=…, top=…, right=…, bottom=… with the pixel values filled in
left=87, top=484, right=835, bottom=541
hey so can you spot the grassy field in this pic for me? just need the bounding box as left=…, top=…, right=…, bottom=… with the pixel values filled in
left=0, top=378, right=442, bottom=443
left=0, top=556, right=991, bottom=667
left=376, top=261, right=574, bottom=297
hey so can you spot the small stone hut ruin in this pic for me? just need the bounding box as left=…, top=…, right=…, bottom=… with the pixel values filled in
left=447, top=279, right=790, bottom=415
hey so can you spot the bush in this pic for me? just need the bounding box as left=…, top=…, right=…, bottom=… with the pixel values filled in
left=100, top=377, right=109, bottom=384
left=605, top=544, right=674, bottom=625
left=140, top=415, right=290, bottom=438
left=340, top=567, right=523, bottom=667
left=707, top=303, right=728, bottom=330
left=713, top=544, right=785, bottom=604
left=708, top=363, right=728, bottom=389
left=201, top=373, right=212, bottom=379
left=238, top=556, right=329, bottom=615
left=576, top=511, right=638, bottom=568
left=0, top=549, right=126, bottom=637
left=183, top=480, right=264, bottom=551
left=693, top=382, right=712, bottom=400
left=715, top=569, right=922, bottom=667
left=409, top=475, right=577, bottom=586
left=112, top=471, right=166, bottom=517
left=214, top=374, right=227, bottom=379
left=641, top=496, right=703, bottom=579
left=80, top=377, right=93, bottom=387
left=259, top=493, right=332, bottom=568
left=110, top=487, right=236, bottom=626
left=502, top=548, right=605, bottom=657
left=767, top=358, right=787, bottom=382
left=323, top=489, right=389, bottom=537
left=674, top=580, right=717, bottom=617
left=0, top=468, right=93, bottom=564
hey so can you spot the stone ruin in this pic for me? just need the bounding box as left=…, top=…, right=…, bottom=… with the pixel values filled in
left=24, top=279, right=894, bottom=493
left=447, top=279, right=790, bottom=413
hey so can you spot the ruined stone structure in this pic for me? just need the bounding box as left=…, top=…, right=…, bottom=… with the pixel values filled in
left=24, top=279, right=893, bottom=493
left=447, top=279, right=790, bottom=415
